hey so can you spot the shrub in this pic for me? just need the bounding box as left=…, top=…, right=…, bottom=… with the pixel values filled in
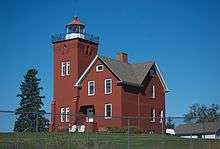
left=107, top=126, right=143, bottom=133
left=107, top=126, right=125, bottom=133
left=129, top=126, right=143, bottom=133
left=55, top=127, right=69, bottom=132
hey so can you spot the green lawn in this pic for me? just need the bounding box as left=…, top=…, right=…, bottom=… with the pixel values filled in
left=0, top=132, right=220, bottom=149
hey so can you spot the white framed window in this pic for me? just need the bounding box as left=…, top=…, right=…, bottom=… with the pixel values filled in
left=152, top=85, right=155, bottom=98
left=105, top=79, right=112, bottom=94
left=61, top=61, right=70, bottom=76
left=60, top=107, right=65, bottom=122
left=105, top=104, right=112, bottom=119
left=65, top=107, right=70, bottom=122
left=160, top=110, right=163, bottom=123
left=61, top=107, right=70, bottom=122
left=149, top=85, right=156, bottom=98
left=150, top=108, right=156, bottom=122
left=61, top=62, right=66, bottom=76
left=66, top=61, right=70, bottom=75
left=88, top=81, right=95, bottom=96
left=96, top=64, right=103, bottom=72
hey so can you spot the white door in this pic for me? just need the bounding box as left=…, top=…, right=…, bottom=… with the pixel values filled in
left=86, top=108, right=94, bottom=122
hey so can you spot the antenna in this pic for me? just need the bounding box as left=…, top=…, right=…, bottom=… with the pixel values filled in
left=73, top=0, right=79, bottom=17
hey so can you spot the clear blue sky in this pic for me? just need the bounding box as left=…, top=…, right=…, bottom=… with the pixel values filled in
left=0, top=0, right=220, bottom=128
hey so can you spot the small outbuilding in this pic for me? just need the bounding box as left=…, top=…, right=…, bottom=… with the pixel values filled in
left=175, top=121, right=220, bottom=139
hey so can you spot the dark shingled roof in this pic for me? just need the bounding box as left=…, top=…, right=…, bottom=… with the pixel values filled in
left=175, top=121, right=220, bottom=135
left=99, top=55, right=155, bottom=86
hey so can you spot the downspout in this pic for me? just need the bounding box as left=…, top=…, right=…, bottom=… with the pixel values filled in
left=138, top=92, right=140, bottom=129
left=73, top=86, right=80, bottom=125
left=50, top=99, right=56, bottom=132
left=76, top=88, right=79, bottom=120
left=137, top=87, right=141, bottom=129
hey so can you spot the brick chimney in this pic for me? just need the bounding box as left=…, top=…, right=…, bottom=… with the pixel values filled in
left=116, top=52, right=128, bottom=63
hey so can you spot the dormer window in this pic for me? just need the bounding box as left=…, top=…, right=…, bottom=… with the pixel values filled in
left=96, top=65, right=103, bottom=72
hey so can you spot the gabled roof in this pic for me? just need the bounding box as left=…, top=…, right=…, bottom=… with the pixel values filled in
left=75, top=55, right=168, bottom=91
left=99, top=56, right=154, bottom=85
left=175, top=121, right=220, bottom=135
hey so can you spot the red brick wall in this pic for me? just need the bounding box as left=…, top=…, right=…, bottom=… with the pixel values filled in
left=141, top=73, right=165, bottom=133
left=51, top=38, right=166, bottom=133
left=77, top=61, right=165, bottom=133
left=78, top=59, right=123, bottom=129
left=121, top=71, right=165, bottom=133
left=121, top=85, right=139, bottom=126
left=51, top=39, right=98, bottom=130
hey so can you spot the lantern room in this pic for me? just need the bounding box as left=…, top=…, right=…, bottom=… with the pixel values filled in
left=51, top=16, right=99, bottom=44
left=66, top=16, right=85, bottom=34
left=65, top=16, right=85, bottom=40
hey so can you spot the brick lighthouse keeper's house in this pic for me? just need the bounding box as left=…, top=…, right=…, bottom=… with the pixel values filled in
left=50, top=17, right=169, bottom=133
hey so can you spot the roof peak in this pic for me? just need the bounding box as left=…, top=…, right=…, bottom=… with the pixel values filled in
left=98, top=55, right=155, bottom=65
left=75, top=54, right=168, bottom=91
left=98, top=55, right=131, bottom=64
left=66, top=16, right=85, bottom=27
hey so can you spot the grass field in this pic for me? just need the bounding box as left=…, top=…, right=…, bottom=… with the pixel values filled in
left=0, top=132, right=220, bottom=149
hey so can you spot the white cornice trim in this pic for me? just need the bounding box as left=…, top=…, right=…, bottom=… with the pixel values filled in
left=74, top=55, right=98, bottom=87
left=155, top=63, right=169, bottom=92
left=74, top=56, right=169, bottom=93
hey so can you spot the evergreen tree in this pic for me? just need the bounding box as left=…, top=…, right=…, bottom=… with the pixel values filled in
left=14, top=69, right=49, bottom=132
left=166, top=117, right=175, bottom=129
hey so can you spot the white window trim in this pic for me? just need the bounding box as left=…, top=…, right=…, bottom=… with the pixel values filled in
left=88, top=81, right=95, bottom=96
left=152, top=85, right=156, bottom=99
left=60, top=107, right=65, bottom=122
left=105, top=103, right=112, bottom=119
left=96, top=64, right=104, bottom=72
left=150, top=108, right=156, bottom=122
left=160, top=110, right=163, bottom=123
left=61, top=62, right=65, bottom=76
left=104, top=79, right=112, bottom=94
left=66, top=61, right=70, bottom=76
left=65, top=107, right=70, bottom=122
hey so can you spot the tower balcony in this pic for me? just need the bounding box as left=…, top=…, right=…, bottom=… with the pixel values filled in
left=51, top=32, right=99, bottom=44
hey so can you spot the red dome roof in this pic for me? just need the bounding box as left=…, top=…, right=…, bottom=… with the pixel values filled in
left=66, top=16, right=85, bottom=27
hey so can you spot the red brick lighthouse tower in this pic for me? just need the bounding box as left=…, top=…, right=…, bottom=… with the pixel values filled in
left=50, top=17, right=99, bottom=131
